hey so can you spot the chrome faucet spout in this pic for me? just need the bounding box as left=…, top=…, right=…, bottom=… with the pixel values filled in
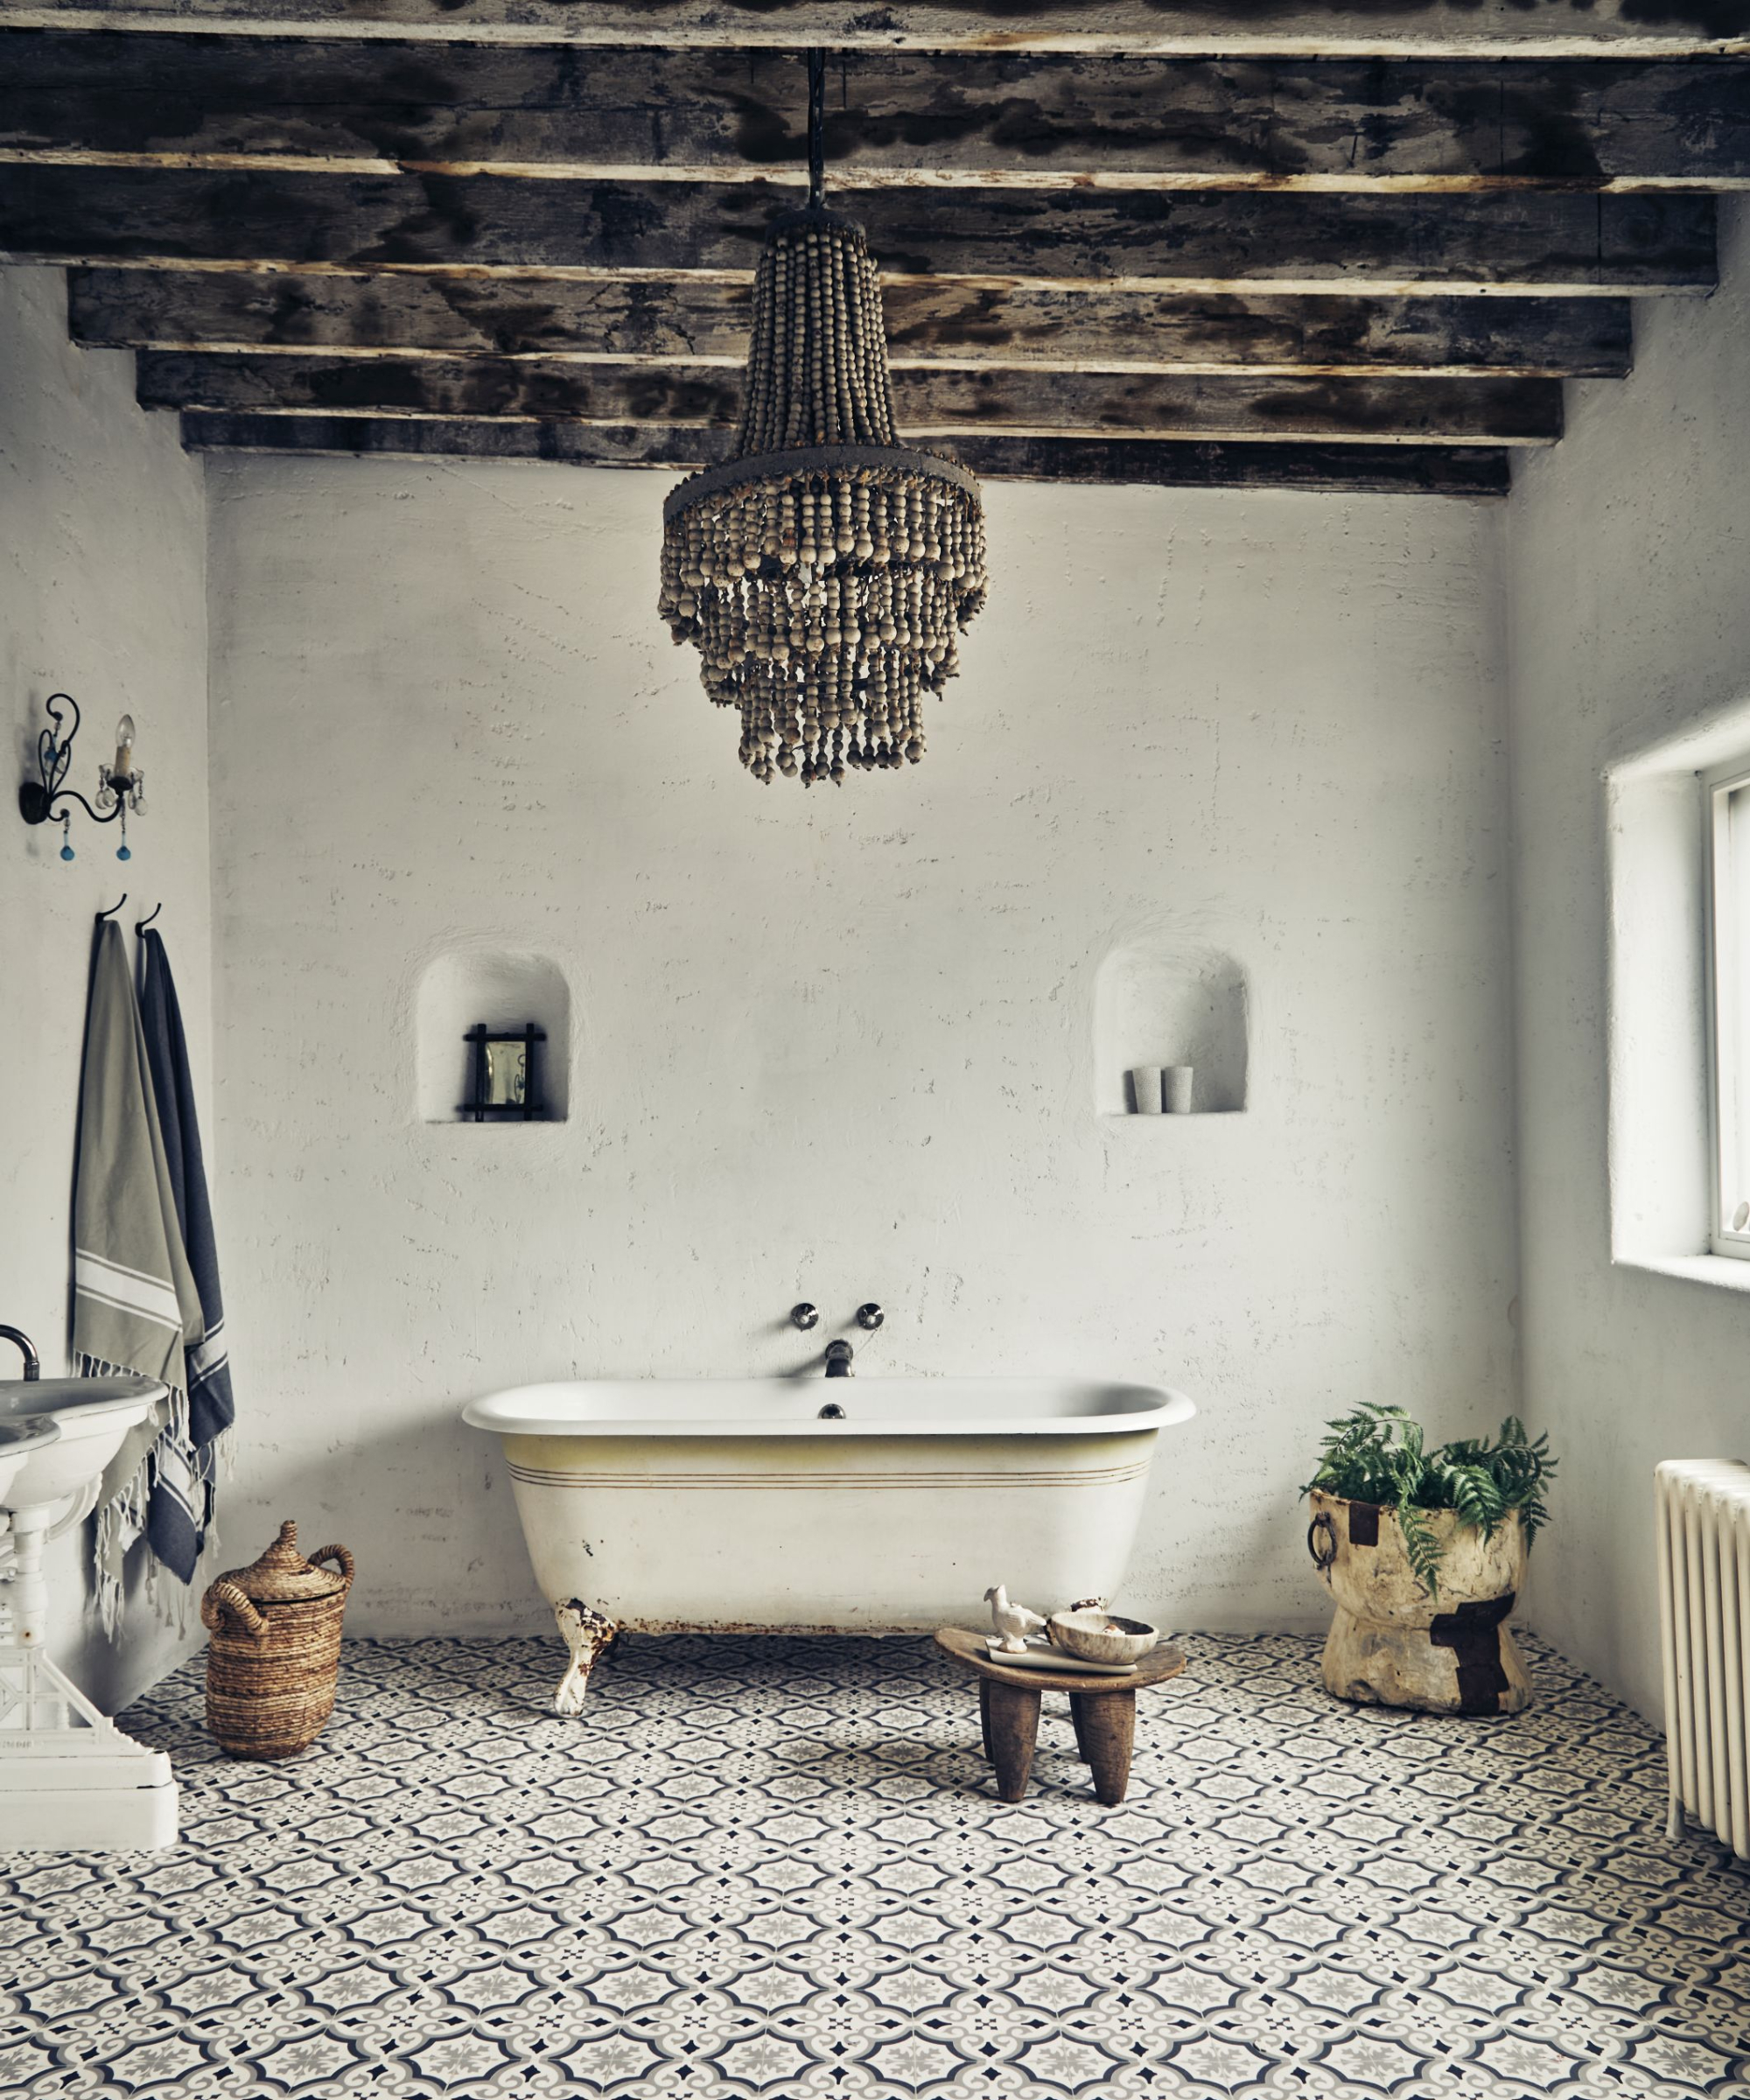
left=0, top=1326, right=40, bottom=1381
left=824, top=1340, right=854, bottom=1378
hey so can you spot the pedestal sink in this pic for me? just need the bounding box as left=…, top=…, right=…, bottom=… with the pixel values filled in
left=2, top=1375, right=168, bottom=1646
left=0, top=1417, right=61, bottom=1511
left=0, top=1362, right=178, bottom=1851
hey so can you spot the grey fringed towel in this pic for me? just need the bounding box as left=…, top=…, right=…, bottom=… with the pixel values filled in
left=73, top=920, right=204, bottom=1628
left=139, top=927, right=234, bottom=1579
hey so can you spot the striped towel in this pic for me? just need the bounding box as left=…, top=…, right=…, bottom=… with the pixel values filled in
left=139, top=928, right=234, bottom=1580
left=73, top=920, right=205, bottom=1628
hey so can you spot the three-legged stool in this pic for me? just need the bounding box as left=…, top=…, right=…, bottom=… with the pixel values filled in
left=934, top=1626, right=1186, bottom=1805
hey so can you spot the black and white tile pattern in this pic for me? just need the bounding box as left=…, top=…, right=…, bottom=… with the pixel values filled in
left=2, top=1633, right=1746, bottom=2096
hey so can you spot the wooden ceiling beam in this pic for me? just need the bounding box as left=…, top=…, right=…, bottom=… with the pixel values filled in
left=176, top=410, right=1515, bottom=495
left=1, top=169, right=1715, bottom=294
left=133, top=349, right=1564, bottom=444
left=4, top=4, right=1743, bottom=60
left=68, top=269, right=1636, bottom=378
left=6, top=36, right=1749, bottom=191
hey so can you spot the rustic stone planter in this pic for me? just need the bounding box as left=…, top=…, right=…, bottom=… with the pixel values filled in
left=1306, top=1488, right=1532, bottom=1716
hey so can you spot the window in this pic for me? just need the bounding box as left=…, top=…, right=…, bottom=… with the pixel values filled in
left=1705, top=760, right=1750, bottom=1256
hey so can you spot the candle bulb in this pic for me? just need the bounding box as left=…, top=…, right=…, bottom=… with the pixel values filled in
left=112, top=713, right=136, bottom=782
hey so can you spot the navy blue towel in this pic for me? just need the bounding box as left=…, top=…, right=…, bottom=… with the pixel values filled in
left=138, top=928, right=234, bottom=1579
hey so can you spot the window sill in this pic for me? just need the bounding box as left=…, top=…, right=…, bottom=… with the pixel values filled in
left=1616, top=1252, right=1750, bottom=1294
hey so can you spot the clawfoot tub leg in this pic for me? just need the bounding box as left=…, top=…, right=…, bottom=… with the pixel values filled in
left=553, top=1600, right=619, bottom=1716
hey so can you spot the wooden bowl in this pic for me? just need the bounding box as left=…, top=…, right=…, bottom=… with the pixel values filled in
left=1047, top=1608, right=1160, bottom=1666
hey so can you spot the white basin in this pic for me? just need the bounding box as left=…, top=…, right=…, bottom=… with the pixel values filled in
left=0, top=1376, right=165, bottom=1511
left=0, top=1418, right=60, bottom=1509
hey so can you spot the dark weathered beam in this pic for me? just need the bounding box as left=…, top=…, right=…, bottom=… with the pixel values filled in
left=134, top=349, right=1564, bottom=443
left=177, top=410, right=1513, bottom=495
left=0, top=170, right=1716, bottom=294
left=6, top=36, right=1750, bottom=190
left=69, top=269, right=1637, bottom=378
left=5, top=4, right=1744, bottom=59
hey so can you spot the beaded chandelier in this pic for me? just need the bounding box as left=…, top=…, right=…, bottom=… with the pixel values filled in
left=658, top=52, right=987, bottom=787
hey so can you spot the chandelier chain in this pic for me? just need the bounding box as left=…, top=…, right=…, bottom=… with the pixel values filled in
left=807, top=49, right=826, bottom=210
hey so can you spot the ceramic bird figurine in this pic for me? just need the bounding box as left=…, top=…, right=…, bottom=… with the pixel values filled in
left=984, top=1585, right=1046, bottom=1654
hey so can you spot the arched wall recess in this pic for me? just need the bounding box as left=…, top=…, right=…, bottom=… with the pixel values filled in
left=415, top=948, right=571, bottom=1124
left=1093, top=940, right=1250, bottom=1117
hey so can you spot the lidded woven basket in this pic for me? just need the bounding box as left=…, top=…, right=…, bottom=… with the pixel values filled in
left=200, top=1519, right=354, bottom=1760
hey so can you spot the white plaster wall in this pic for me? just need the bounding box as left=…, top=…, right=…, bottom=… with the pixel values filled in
left=0, top=266, right=211, bottom=1707
left=206, top=455, right=1516, bottom=1642
left=1507, top=200, right=1750, bottom=1721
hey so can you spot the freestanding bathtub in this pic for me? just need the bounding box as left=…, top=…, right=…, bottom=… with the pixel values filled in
left=463, top=1378, right=1194, bottom=1710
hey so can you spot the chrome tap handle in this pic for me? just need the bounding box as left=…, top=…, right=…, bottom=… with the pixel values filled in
left=790, top=1303, right=819, bottom=1331
left=856, top=1303, right=884, bottom=1331
left=0, top=1326, right=40, bottom=1380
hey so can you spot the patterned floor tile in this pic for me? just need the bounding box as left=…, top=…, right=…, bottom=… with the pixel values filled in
left=2, top=1633, right=1746, bottom=2096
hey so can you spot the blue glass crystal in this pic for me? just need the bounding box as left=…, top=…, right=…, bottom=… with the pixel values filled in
left=117, top=844, right=131, bottom=862
left=60, top=842, right=74, bottom=862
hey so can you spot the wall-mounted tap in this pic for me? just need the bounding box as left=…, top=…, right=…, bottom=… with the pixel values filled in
left=0, top=1326, right=40, bottom=1381
left=824, top=1340, right=854, bottom=1378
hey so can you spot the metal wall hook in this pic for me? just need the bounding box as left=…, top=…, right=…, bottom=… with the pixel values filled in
left=95, top=893, right=128, bottom=921
left=136, top=901, right=162, bottom=930
left=790, top=1303, right=819, bottom=1331
left=856, top=1303, right=884, bottom=1330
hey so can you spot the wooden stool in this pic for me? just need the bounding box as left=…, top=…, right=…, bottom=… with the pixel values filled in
left=934, top=1626, right=1186, bottom=1806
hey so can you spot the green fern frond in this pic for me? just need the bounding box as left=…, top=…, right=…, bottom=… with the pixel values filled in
left=1300, top=1402, right=1558, bottom=1578
left=1396, top=1501, right=1444, bottom=1598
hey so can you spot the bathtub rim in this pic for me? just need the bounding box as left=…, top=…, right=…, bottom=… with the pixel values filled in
left=463, top=1376, right=1195, bottom=1439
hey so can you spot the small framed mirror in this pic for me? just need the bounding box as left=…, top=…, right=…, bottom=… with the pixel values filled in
left=462, top=1023, right=547, bottom=1122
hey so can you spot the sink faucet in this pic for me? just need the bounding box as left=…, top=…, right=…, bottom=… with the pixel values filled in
left=0, top=1326, right=39, bottom=1381
left=824, top=1340, right=854, bottom=1378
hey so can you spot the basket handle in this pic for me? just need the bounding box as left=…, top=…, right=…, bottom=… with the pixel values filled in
left=307, top=1544, right=355, bottom=1593
left=201, top=1578, right=266, bottom=1638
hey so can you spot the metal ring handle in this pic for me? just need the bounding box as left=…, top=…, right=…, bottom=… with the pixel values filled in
left=1307, top=1514, right=1338, bottom=1575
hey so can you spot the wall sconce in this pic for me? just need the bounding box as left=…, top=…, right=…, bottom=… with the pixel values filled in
left=18, top=693, right=145, bottom=862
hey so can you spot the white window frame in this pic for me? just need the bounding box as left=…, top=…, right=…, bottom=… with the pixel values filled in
left=1704, top=756, right=1750, bottom=1259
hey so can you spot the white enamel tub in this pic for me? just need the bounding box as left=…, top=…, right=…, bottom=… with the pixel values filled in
left=464, top=1378, right=1194, bottom=1636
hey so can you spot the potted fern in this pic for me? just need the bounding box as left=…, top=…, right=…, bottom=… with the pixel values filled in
left=1302, top=1404, right=1557, bottom=1717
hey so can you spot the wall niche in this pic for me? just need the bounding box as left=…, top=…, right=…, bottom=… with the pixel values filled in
left=416, top=948, right=570, bottom=1124
left=1094, top=940, right=1249, bottom=1117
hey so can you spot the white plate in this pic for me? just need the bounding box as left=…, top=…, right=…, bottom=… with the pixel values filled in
left=984, top=1636, right=1138, bottom=1676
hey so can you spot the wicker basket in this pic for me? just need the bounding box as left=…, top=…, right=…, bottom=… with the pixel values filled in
left=200, top=1519, right=355, bottom=1760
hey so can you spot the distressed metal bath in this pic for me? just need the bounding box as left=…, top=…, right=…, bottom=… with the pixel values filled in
left=462, top=1378, right=1195, bottom=1712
